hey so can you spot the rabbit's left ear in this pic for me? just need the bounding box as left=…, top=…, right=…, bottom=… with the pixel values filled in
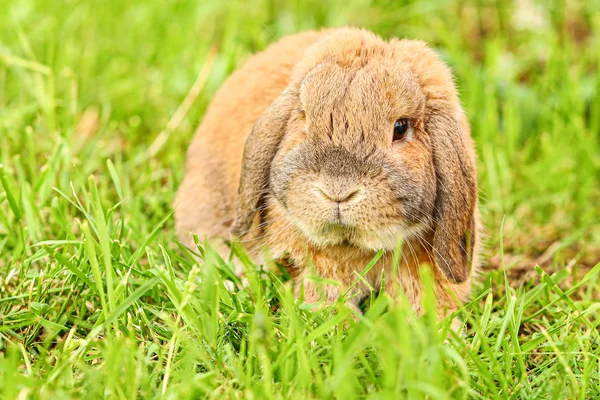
left=231, top=89, right=295, bottom=238
left=428, top=101, right=477, bottom=283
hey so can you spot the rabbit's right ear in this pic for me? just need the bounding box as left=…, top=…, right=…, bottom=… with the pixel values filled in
left=231, top=89, right=295, bottom=238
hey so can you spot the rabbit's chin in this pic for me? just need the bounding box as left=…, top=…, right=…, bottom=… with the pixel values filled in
left=293, top=219, right=429, bottom=252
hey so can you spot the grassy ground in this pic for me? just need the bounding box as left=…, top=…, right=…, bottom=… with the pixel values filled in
left=1, top=0, right=600, bottom=398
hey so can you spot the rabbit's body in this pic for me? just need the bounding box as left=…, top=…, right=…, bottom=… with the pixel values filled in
left=175, top=28, right=481, bottom=319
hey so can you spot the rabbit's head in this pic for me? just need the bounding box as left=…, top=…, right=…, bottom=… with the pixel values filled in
left=232, top=28, right=477, bottom=283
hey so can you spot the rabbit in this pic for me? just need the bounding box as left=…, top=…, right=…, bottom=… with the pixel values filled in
left=174, top=27, right=481, bottom=322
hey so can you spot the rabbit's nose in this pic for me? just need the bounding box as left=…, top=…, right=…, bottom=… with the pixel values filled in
left=313, top=184, right=363, bottom=204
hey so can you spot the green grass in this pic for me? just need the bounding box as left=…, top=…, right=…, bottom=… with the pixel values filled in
left=1, top=0, right=600, bottom=398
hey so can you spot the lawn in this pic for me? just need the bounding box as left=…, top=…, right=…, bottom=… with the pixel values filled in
left=1, top=0, right=599, bottom=398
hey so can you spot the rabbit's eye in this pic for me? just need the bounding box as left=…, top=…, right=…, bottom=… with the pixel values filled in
left=393, top=119, right=409, bottom=142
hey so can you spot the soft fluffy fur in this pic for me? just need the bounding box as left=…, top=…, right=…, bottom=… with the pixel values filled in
left=175, top=28, right=481, bottom=320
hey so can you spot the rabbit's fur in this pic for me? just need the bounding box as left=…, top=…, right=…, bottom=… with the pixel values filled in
left=175, top=28, right=481, bottom=319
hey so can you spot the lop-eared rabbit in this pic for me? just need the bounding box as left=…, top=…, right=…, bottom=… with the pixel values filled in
left=175, top=28, right=481, bottom=321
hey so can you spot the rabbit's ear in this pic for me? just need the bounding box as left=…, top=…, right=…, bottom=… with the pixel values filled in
left=428, top=101, right=477, bottom=283
left=231, top=89, right=294, bottom=237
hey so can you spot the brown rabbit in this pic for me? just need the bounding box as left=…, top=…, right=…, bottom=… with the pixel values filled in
left=175, top=28, right=481, bottom=321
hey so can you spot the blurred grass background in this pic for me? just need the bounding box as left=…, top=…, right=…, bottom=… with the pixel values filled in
left=1, top=0, right=599, bottom=398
